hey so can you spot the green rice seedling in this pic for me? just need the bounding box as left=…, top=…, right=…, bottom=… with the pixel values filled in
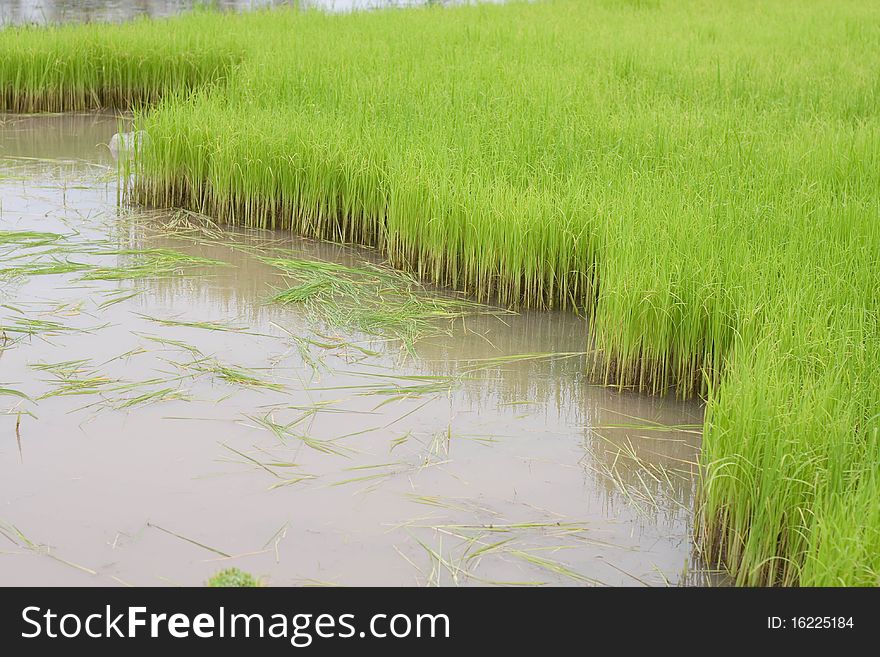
left=0, top=230, right=63, bottom=248
left=310, top=333, right=383, bottom=359
left=243, top=412, right=350, bottom=457
left=308, top=371, right=460, bottom=398
left=330, top=470, right=397, bottom=489
left=507, top=549, right=603, bottom=586
left=389, top=431, right=412, bottom=453
left=267, top=474, right=317, bottom=490
left=0, top=317, right=104, bottom=338
left=135, top=313, right=269, bottom=336
left=426, top=521, right=593, bottom=537
left=96, top=290, right=142, bottom=310
left=13, top=413, right=24, bottom=463
left=5, top=0, right=880, bottom=585
left=36, top=364, right=122, bottom=399
left=409, top=534, right=477, bottom=587
left=462, top=537, right=517, bottom=566
left=206, top=568, right=262, bottom=588
left=219, top=442, right=283, bottom=479
left=98, top=346, right=147, bottom=366
left=398, top=520, right=603, bottom=586
left=283, top=332, right=331, bottom=375
left=457, top=352, right=591, bottom=374
left=30, top=359, right=91, bottom=374
left=136, top=333, right=204, bottom=355
left=0, top=381, right=30, bottom=398
left=265, top=256, right=502, bottom=348
left=270, top=323, right=385, bottom=375
left=171, top=354, right=285, bottom=391
left=0, top=521, right=97, bottom=576
left=585, top=434, right=694, bottom=518
left=30, top=359, right=196, bottom=411
left=0, top=257, right=92, bottom=279
left=0, top=10, right=243, bottom=112
left=37, top=301, right=86, bottom=318
left=110, top=385, right=190, bottom=409
left=0, top=236, right=225, bottom=285
left=78, top=247, right=229, bottom=281
left=64, top=374, right=194, bottom=412
left=262, top=522, right=289, bottom=563
left=147, top=522, right=230, bottom=558
left=405, top=494, right=500, bottom=518
left=329, top=457, right=451, bottom=492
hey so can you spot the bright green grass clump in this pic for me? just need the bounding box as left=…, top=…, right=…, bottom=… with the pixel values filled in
left=0, top=9, right=241, bottom=112
left=2, top=0, right=879, bottom=586
left=265, top=256, right=501, bottom=347
left=206, top=567, right=261, bottom=588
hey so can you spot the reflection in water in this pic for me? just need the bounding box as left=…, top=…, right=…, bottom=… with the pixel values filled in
left=584, top=389, right=703, bottom=527
left=0, top=114, right=715, bottom=586
left=1, top=0, right=283, bottom=24
left=136, top=225, right=596, bottom=421
left=0, top=0, right=471, bottom=24
left=0, top=112, right=122, bottom=163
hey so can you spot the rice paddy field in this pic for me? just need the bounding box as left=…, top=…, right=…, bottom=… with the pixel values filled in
left=1, top=0, right=879, bottom=586
left=0, top=111, right=708, bottom=587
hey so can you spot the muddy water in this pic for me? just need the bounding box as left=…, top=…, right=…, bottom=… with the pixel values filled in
left=0, top=113, right=710, bottom=587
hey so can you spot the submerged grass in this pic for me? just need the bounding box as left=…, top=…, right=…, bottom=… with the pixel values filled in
left=171, top=354, right=285, bottom=391
left=399, top=515, right=606, bottom=586
left=77, top=247, right=229, bottom=281
left=3, top=0, right=880, bottom=585
left=28, top=357, right=195, bottom=411
left=0, top=521, right=98, bottom=576
left=0, top=225, right=228, bottom=283
left=265, top=256, right=502, bottom=348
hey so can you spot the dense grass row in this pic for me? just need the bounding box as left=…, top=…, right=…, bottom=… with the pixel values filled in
left=2, top=0, right=879, bottom=585
left=0, top=10, right=240, bottom=112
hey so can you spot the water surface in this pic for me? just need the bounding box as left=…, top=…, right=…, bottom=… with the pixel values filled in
left=0, top=112, right=711, bottom=587
left=0, top=0, right=469, bottom=24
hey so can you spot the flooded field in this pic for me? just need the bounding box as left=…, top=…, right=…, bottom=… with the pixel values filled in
left=0, top=113, right=709, bottom=586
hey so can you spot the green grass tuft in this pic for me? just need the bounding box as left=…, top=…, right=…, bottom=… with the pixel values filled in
left=206, top=567, right=262, bottom=588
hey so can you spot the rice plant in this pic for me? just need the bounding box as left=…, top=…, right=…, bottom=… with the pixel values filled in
left=0, top=9, right=242, bottom=112
left=206, top=567, right=262, bottom=587
left=265, top=256, right=503, bottom=348
left=3, top=0, right=880, bottom=585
